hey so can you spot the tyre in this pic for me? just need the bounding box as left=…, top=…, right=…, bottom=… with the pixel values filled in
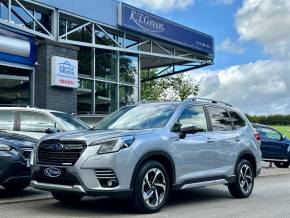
left=274, top=161, right=290, bottom=168
left=3, top=180, right=30, bottom=192
left=133, top=161, right=169, bottom=213
left=51, top=191, right=83, bottom=203
left=228, top=159, right=254, bottom=198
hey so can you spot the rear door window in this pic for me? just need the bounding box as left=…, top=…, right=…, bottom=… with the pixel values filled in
left=229, top=111, right=246, bottom=129
left=0, top=111, right=15, bottom=131
left=207, top=107, right=233, bottom=131
left=20, top=111, right=57, bottom=133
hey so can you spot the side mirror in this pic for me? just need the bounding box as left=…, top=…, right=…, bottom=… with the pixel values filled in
left=45, top=128, right=60, bottom=134
left=179, top=126, right=199, bottom=139
left=280, top=135, right=285, bottom=141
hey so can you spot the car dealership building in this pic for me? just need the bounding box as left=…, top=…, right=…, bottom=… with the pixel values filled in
left=0, top=0, right=214, bottom=122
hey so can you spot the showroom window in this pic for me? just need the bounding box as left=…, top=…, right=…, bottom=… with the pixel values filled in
left=78, top=46, right=92, bottom=76
left=119, top=85, right=138, bottom=108
left=77, top=79, right=93, bottom=114
left=95, top=81, right=117, bottom=114
left=119, top=53, right=139, bottom=85
left=95, top=50, right=117, bottom=81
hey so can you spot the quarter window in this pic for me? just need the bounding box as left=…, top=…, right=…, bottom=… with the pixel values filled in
left=0, top=111, right=15, bottom=131
left=207, top=107, right=232, bottom=131
left=20, top=112, right=56, bottom=133
left=229, top=111, right=246, bottom=129
left=173, top=106, right=207, bottom=132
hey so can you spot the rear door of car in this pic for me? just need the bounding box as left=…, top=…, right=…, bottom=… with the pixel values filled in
left=258, top=127, right=287, bottom=159
left=205, top=106, right=237, bottom=177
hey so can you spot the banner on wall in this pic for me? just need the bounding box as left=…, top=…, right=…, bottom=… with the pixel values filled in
left=51, top=56, right=78, bottom=88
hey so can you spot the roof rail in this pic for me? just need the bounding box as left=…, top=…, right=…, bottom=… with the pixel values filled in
left=185, top=97, right=232, bottom=107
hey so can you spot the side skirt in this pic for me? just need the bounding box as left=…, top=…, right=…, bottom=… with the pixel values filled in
left=173, top=176, right=236, bottom=190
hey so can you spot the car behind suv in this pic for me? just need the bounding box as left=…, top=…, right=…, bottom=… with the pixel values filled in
left=0, top=107, right=89, bottom=139
left=0, top=131, right=37, bottom=191
left=253, top=124, right=290, bottom=168
left=31, top=98, right=262, bottom=213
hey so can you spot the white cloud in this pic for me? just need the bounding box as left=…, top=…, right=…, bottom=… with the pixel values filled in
left=236, top=0, right=290, bottom=58
left=189, top=60, right=290, bottom=115
left=122, top=0, right=194, bottom=12
left=218, top=38, right=245, bottom=54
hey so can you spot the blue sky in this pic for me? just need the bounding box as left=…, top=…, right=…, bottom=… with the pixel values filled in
left=123, top=0, right=290, bottom=115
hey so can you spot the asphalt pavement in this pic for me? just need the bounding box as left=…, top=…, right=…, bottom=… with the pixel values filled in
left=0, top=165, right=289, bottom=218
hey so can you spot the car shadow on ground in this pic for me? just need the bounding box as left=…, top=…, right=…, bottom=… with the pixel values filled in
left=0, top=187, right=50, bottom=202
left=34, top=187, right=232, bottom=216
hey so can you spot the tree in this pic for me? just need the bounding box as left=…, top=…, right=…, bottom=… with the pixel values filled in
left=141, top=73, right=199, bottom=101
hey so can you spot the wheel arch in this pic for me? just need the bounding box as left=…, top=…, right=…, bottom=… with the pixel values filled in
left=130, top=151, right=176, bottom=189
left=236, top=150, right=257, bottom=177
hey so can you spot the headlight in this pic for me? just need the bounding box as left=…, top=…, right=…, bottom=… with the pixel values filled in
left=287, top=146, right=290, bottom=153
left=0, top=144, right=12, bottom=151
left=92, top=136, right=135, bottom=154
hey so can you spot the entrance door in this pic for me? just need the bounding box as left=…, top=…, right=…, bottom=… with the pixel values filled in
left=0, top=65, right=31, bottom=106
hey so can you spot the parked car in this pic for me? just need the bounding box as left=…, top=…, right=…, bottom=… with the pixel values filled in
left=252, top=123, right=290, bottom=168
left=0, top=107, right=90, bottom=139
left=0, top=131, right=37, bottom=191
left=31, top=98, right=262, bottom=213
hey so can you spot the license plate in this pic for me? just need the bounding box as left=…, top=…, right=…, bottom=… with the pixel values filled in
left=41, top=167, right=66, bottom=179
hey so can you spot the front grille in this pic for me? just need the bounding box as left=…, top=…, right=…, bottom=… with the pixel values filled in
left=20, top=148, right=32, bottom=160
left=38, top=141, right=86, bottom=166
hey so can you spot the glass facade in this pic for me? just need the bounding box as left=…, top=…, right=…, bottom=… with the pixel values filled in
left=77, top=48, right=140, bottom=115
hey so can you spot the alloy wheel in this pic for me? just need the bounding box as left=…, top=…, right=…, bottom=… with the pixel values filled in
left=142, top=168, right=167, bottom=208
left=239, top=164, right=253, bottom=194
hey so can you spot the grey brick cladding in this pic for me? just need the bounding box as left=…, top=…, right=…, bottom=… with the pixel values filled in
left=35, top=40, right=79, bottom=114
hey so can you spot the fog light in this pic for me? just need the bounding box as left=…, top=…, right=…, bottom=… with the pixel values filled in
left=99, top=178, right=119, bottom=188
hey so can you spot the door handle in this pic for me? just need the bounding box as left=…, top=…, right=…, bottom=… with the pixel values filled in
left=234, top=137, right=241, bottom=142
left=207, top=138, right=215, bottom=143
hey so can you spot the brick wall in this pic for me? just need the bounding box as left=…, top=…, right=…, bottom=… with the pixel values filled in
left=35, top=40, right=79, bottom=114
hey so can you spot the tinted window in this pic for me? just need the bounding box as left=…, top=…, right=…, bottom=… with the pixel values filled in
left=0, top=111, right=15, bottom=131
left=20, top=112, right=56, bottom=133
left=258, top=127, right=281, bottom=141
left=230, top=111, right=246, bottom=129
left=207, top=107, right=232, bottom=131
left=173, top=106, right=207, bottom=132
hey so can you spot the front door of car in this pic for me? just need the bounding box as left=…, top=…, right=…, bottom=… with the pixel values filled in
left=259, top=127, right=287, bottom=159
left=171, top=105, right=216, bottom=183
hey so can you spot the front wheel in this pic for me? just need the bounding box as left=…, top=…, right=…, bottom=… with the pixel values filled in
left=228, top=159, right=254, bottom=198
left=274, top=161, right=290, bottom=168
left=133, top=161, right=169, bottom=213
left=51, top=192, right=83, bottom=203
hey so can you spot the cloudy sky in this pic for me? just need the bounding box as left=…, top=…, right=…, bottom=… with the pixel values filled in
left=122, top=0, right=290, bottom=115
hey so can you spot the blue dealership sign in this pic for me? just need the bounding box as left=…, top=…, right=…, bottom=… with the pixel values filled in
left=0, top=23, right=36, bottom=66
left=119, top=3, right=214, bottom=56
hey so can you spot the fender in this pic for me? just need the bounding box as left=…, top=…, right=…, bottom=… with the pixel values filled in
left=130, top=150, right=176, bottom=188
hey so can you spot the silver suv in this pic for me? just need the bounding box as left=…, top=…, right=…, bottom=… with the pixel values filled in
left=31, top=98, right=262, bottom=213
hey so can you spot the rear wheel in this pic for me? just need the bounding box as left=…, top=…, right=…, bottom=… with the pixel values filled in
left=133, top=161, right=169, bottom=213
left=3, top=180, right=30, bottom=192
left=274, top=161, right=290, bottom=168
left=228, top=159, right=254, bottom=198
left=51, top=192, right=83, bottom=203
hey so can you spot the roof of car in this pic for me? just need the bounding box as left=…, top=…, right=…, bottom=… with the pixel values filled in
left=0, top=107, right=63, bottom=114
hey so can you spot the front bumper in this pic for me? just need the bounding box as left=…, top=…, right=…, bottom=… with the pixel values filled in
left=0, top=151, right=31, bottom=184
left=31, top=145, right=137, bottom=196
